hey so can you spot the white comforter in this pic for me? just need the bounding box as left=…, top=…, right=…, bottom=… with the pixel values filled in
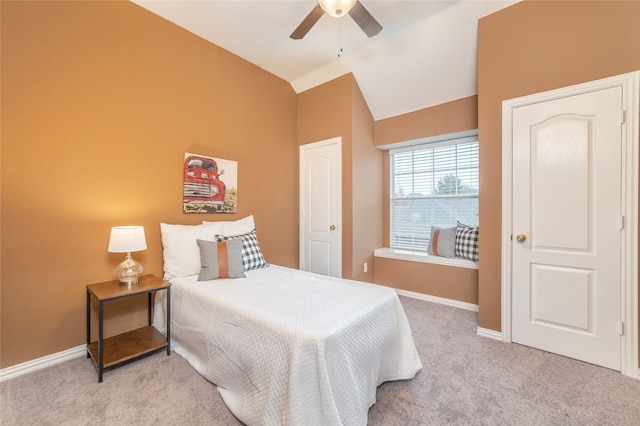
left=153, top=265, right=422, bottom=426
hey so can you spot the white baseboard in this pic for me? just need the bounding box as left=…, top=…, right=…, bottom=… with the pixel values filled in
left=394, top=288, right=479, bottom=312
left=0, top=344, right=86, bottom=382
left=477, top=326, right=503, bottom=341
left=393, top=288, right=506, bottom=341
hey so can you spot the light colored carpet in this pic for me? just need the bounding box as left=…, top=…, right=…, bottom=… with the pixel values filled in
left=2, top=296, right=639, bottom=425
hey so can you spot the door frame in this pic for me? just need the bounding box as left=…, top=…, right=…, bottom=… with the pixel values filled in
left=501, top=71, right=640, bottom=378
left=299, top=137, right=342, bottom=277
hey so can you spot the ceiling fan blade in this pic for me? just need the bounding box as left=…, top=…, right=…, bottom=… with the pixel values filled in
left=349, top=0, right=382, bottom=37
left=290, top=4, right=324, bottom=39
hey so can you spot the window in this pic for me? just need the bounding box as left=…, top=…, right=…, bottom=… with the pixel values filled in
left=390, top=136, right=479, bottom=252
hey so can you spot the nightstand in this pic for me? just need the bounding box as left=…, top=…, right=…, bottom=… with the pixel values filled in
left=86, top=274, right=171, bottom=382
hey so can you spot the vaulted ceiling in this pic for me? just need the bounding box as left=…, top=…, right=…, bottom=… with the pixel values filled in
left=132, top=0, right=518, bottom=120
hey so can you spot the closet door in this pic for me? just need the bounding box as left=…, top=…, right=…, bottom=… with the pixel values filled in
left=300, top=138, right=342, bottom=277
left=510, top=85, right=623, bottom=370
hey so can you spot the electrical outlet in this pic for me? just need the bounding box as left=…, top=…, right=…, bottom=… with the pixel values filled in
left=364, top=262, right=368, bottom=273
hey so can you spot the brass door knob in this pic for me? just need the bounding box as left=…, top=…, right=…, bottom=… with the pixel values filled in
left=516, top=234, right=527, bottom=242
left=330, top=225, right=336, bottom=231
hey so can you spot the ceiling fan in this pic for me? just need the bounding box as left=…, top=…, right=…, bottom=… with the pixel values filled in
left=290, top=0, right=383, bottom=40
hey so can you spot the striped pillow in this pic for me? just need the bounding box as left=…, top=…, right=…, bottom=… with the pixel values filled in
left=427, top=226, right=457, bottom=258
left=197, top=238, right=246, bottom=280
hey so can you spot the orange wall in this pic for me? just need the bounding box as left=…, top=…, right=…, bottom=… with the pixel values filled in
left=374, top=96, right=478, bottom=148
left=297, top=74, right=382, bottom=281
left=1, top=1, right=298, bottom=368
left=373, top=96, right=479, bottom=302
left=297, top=76, right=354, bottom=277
left=350, top=79, right=382, bottom=282
left=477, top=0, right=640, bottom=332
left=376, top=258, right=478, bottom=305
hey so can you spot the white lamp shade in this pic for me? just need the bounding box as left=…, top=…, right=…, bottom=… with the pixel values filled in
left=108, top=226, right=147, bottom=253
left=319, top=0, right=357, bottom=17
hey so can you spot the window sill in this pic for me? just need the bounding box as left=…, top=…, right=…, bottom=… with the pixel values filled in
left=374, top=247, right=479, bottom=270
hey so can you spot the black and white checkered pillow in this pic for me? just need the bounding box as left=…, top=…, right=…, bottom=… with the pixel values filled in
left=455, top=221, right=479, bottom=263
left=215, top=229, right=269, bottom=271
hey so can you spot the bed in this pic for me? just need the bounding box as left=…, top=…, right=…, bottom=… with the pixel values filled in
left=153, top=217, right=422, bottom=425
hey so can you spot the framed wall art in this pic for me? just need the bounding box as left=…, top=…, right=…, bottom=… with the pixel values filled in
left=183, top=152, right=237, bottom=213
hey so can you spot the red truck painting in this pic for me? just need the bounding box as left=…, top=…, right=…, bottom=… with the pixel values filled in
left=183, top=155, right=226, bottom=212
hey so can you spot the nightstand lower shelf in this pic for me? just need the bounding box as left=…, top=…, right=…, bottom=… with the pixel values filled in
left=87, top=326, right=168, bottom=368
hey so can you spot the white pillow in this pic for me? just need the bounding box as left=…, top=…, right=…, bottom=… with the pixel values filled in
left=160, top=222, right=224, bottom=279
left=203, top=215, right=255, bottom=237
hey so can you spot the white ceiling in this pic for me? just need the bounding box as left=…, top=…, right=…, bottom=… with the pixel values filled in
left=131, top=0, right=518, bottom=120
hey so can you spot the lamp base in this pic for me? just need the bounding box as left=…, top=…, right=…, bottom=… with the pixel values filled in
left=114, top=252, right=144, bottom=286
left=119, top=277, right=140, bottom=286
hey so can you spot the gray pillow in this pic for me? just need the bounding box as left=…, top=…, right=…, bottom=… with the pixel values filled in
left=427, top=225, right=457, bottom=258
left=197, top=238, right=246, bottom=280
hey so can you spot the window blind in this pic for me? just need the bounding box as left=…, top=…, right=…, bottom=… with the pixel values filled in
left=390, top=139, right=479, bottom=251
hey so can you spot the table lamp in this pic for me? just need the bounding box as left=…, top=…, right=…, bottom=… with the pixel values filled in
left=107, top=226, right=147, bottom=285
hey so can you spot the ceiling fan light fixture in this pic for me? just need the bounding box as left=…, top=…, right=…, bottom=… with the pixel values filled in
left=319, top=0, right=357, bottom=18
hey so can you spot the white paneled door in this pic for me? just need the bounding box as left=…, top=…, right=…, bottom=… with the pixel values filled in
left=300, top=138, right=342, bottom=277
left=511, top=86, right=624, bottom=370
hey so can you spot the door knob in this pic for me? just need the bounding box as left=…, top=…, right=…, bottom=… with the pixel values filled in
left=516, top=234, right=527, bottom=242
left=330, top=225, right=336, bottom=231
